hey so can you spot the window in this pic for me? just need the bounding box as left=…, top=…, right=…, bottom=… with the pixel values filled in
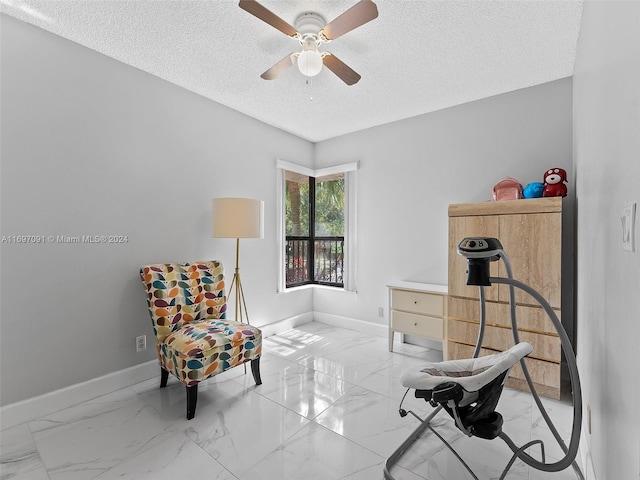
left=285, top=171, right=345, bottom=287
left=277, top=160, right=357, bottom=292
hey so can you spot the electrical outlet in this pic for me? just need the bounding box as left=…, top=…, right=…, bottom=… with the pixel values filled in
left=378, top=307, right=384, bottom=317
left=136, top=335, right=146, bottom=352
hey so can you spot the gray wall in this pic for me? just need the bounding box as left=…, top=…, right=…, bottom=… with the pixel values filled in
left=314, top=79, right=574, bottom=330
left=573, top=2, right=640, bottom=479
left=0, top=15, right=314, bottom=406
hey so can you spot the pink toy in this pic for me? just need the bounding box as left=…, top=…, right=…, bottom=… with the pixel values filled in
left=493, top=177, right=523, bottom=201
left=543, top=168, right=567, bottom=197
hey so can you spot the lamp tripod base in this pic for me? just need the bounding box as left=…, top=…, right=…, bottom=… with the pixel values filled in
left=228, top=269, right=251, bottom=325
left=227, top=238, right=252, bottom=375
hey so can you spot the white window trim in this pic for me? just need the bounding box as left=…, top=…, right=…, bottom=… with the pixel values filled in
left=276, top=159, right=358, bottom=293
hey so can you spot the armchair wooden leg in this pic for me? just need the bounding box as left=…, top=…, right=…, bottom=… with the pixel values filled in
left=186, top=385, right=198, bottom=420
left=251, top=357, right=262, bottom=385
left=160, top=368, right=169, bottom=388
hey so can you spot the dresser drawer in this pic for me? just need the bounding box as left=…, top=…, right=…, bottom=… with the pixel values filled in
left=448, top=319, right=561, bottom=363
left=391, top=311, right=443, bottom=340
left=391, top=289, right=444, bottom=316
left=448, top=296, right=560, bottom=335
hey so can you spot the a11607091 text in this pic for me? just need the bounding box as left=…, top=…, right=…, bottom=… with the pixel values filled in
left=1, top=235, right=129, bottom=244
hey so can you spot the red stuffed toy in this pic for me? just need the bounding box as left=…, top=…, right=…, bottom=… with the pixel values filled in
left=543, top=168, right=567, bottom=197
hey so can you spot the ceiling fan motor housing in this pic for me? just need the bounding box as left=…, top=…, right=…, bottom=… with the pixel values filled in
left=295, top=12, right=326, bottom=36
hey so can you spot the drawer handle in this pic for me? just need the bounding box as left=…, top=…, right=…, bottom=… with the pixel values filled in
left=414, top=301, right=417, bottom=304
left=414, top=322, right=418, bottom=326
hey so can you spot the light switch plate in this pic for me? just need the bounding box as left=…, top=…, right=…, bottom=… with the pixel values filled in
left=622, top=203, right=636, bottom=252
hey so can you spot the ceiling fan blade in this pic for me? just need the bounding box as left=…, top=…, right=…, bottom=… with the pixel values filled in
left=322, top=54, right=361, bottom=86
left=239, top=0, right=298, bottom=37
left=261, top=53, right=296, bottom=80
left=321, top=0, right=379, bottom=41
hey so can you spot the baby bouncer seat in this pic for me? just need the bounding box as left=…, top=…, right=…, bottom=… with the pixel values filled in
left=384, top=237, right=584, bottom=480
left=402, top=342, right=532, bottom=440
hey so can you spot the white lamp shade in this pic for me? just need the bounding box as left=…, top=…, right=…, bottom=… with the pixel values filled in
left=212, top=198, right=264, bottom=239
left=297, top=49, right=323, bottom=77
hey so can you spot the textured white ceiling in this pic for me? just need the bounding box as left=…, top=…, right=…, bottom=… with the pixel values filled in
left=1, top=0, right=583, bottom=142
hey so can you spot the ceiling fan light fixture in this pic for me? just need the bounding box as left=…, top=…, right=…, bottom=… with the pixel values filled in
left=240, top=1, right=379, bottom=84
left=297, top=48, right=323, bottom=77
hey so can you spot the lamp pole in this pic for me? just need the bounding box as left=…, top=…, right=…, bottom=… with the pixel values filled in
left=228, top=237, right=251, bottom=324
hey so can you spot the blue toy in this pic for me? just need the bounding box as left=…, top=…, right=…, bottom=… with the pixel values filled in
left=523, top=182, right=544, bottom=198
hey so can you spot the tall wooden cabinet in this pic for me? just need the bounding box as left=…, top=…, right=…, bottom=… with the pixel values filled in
left=447, top=197, right=565, bottom=399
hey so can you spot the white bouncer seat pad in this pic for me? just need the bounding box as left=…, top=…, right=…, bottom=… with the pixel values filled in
left=401, top=342, right=533, bottom=393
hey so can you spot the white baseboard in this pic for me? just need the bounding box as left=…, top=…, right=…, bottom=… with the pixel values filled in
left=313, top=311, right=388, bottom=338
left=259, top=312, right=313, bottom=338
left=0, top=360, right=158, bottom=431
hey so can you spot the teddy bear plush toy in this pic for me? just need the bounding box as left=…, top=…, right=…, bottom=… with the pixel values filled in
left=543, top=168, right=568, bottom=197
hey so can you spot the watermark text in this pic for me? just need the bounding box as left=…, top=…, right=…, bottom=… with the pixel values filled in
left=1, top=235, right=129, bottom=244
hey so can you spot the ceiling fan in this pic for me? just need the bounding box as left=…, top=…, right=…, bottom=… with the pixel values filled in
left=239, top=0, right=378, bottom=86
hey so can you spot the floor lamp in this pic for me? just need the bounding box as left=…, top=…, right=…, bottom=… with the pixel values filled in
left=212, top=198, right=264, bottom=325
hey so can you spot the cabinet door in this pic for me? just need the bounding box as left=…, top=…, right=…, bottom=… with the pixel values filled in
left=497, top=212, right=562, bottom=308
left=448, top=214, right=500, bottom=301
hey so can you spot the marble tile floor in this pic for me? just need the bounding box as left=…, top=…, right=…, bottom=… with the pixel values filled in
left=1, top=322, right=583, bottom=480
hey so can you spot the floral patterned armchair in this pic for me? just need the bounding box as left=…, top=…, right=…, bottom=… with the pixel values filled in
left=140, top=261, right=262, bottom=419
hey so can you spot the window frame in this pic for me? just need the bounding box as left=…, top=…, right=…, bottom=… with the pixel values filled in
left=285, top=174, right=345, bottom=288
left=277, top=159, right=358, bottom=293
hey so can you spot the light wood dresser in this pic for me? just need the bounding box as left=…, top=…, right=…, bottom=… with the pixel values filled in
left=447, top=197, right=565, bottom=399
left=387, top=282, right=448, bottom=355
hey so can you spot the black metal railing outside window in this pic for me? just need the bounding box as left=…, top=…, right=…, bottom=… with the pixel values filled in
left=285, top=237, right=309, bottom=286
left=313, top=237, right=344, bottom=285
left=285, top=237, right=344, bottom=287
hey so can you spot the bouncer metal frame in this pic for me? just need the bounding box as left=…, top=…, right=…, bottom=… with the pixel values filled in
left=383, top=242, right=584, bottom=480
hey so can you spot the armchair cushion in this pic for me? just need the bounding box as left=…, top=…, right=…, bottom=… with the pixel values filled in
left=162, top=320, right=262, bottom=385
